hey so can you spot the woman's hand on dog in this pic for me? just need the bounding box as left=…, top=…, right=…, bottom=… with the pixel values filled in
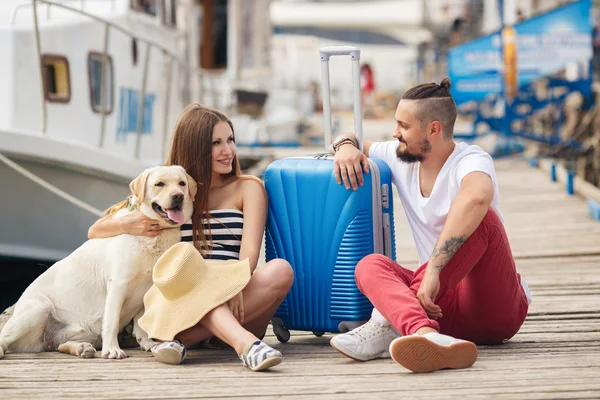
left=119, top=211, right=162, bottom=237
left=228, top=292, right=244, bottom=323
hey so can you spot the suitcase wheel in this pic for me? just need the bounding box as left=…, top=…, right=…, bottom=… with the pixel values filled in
left=275, top=328, right=291, bottom=343
left=272, top=318, right=290, bottom=343
left=312, top=331, right=325, bottom=337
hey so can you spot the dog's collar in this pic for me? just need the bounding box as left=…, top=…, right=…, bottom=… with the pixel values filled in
left=126, top=197, right=138, bottom=212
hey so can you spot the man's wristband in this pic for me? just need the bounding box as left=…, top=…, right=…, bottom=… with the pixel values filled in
left=332, top=137, right=357, bottom=153
left=335, top=140, right=355, bottom=153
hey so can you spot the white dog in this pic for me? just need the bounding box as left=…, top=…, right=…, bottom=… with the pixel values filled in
left=0, top=165, right=196, bottom=359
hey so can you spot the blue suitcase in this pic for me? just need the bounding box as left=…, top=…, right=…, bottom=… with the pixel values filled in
left=264, top=46, right=396, bottom=342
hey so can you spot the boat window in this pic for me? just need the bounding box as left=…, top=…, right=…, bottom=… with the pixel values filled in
left=163, top=0, right=177, bottom=27
left=132, top=39, right=138, bottom=66
left=41, top=55, right=71, bottom=103
left=200, top=0, right=228, bottom=69
left=130, top=0, right=157, bottom=17
left=88, top=52, right=114, bottom=114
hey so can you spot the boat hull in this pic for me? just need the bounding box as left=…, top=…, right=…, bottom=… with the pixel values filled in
left=0, top=155, right=129, bottom=262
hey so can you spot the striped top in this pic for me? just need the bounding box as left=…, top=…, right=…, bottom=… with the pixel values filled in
left=180, top=209, right=243, bottom=261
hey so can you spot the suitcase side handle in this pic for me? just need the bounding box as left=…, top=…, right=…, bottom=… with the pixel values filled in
left=320, top=46, right=364, bottom=153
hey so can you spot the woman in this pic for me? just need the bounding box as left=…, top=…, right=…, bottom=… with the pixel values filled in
left=88, top=103, right=294, bottom=371
left=360, top=63, right=375, bottom=107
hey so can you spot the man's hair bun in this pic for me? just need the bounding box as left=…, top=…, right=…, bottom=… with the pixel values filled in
left=440, top=77, right=452, bottom=91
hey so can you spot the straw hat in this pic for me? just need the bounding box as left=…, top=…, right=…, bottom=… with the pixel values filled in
left=138, top=242, right=251, bottom=341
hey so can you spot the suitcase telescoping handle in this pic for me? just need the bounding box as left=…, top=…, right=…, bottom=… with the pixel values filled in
left=319, top=46, right=364, bottom=153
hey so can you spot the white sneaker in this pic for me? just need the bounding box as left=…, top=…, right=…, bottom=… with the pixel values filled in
left=389, top=332, right=478, bottom=373
left=330, top=319, right=400, bottom=361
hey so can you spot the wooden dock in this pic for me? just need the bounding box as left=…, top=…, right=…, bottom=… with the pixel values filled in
left=1, top=157, right=600, bottom=399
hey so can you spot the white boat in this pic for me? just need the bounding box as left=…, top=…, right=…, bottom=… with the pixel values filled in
left=0, top=0, right=302, bottom=263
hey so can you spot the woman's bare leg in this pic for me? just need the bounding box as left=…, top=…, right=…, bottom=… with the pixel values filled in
left=239, top=258, right=294, bottom=338
left=196, top=304, right=258, bottom=355
left=175, top=325, right=211, bottom=347
left=154, top=304, right=271, bottom=367
left=176, top=258, right=293, bottom=346
left=198, top=304, right=284, bottom=371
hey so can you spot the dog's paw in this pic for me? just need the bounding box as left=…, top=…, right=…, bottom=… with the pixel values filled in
left=0, top=346, right=4, bottom=359
left=101, top=346, right=128, bottom=359
left=77, top=343, right=96, bottom=359
left=137, top=337, right=158, bottom=352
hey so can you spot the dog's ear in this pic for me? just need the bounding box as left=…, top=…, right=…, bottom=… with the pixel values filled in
left=185, top=171, right=198, bottom=202
left=130, top=169, right=151, bottom=204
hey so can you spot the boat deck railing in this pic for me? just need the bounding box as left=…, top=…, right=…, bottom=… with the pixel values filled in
left=10, top=0, right=117, bottom=23
left=9, top=0, right=228, bottom=162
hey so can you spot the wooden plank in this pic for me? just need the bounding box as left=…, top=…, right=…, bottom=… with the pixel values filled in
left=0, top=158, right=599, bottom=398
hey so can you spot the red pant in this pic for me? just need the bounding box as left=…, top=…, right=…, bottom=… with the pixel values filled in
left=355, top=209, right=529, bottom=345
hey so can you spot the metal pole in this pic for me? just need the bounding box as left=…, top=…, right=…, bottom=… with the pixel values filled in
left=503, top=0, right=516, bottom=25
left=32, top=0, right=47, bottom=134
left=227, top=0, right=240, bottom=83
left=135, top=42, right=151, bottom=160
left=99, top=23, right=110, bottom=148
left=162, top=55, right=173, bottom=162
left=320, top=59, right=332, bottom=152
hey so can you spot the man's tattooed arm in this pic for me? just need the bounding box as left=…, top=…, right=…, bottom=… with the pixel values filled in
left=430, top=235, right=467, bottom=271
left=425, top=172, right=495, bottom=275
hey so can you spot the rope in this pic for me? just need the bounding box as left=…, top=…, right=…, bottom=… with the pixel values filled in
left=0, top=152, right=103, bottom=217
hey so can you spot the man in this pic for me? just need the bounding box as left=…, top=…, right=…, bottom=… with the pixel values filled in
left=328, top=78, right=532, bottom=373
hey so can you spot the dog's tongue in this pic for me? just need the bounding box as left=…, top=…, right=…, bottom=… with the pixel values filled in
left=166, top=208, right=185, bottom=224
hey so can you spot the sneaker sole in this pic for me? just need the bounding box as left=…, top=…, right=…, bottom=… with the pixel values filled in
left=330, top=339, right=389, bottom=361
left=390, top=336, right=477, bottom=373
left=250, top=355, right=282, bottom=371
left=152, top=347, right=184, bottom=365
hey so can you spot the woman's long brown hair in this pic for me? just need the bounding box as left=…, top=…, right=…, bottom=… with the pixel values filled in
left=166, top=103, right=242, bottom=256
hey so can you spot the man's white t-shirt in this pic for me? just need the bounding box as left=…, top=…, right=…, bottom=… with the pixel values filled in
left=367, top=140, right=532, bottom=319
left=370, top=141, right=502, bottom=265
left=368, top=140, right=532, bottom=307
left=369, top=140, right=532, bottom=306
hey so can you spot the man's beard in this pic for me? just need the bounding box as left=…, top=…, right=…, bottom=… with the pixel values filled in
left=396, top=139, right=431, bottom=163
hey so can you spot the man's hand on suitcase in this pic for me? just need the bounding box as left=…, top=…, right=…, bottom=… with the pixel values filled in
left=333, top=145, right=370, bottom=191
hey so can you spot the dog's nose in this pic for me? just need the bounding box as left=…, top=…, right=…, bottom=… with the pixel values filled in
left=171, top=192, right=184, bottom=205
